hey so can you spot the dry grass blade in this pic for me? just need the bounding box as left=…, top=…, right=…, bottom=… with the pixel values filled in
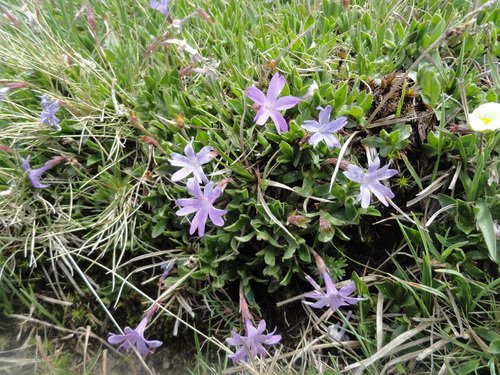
left=406, top=168, right=455, bottom=207
left=329, top=131, right=360, bottom=191
left=342, top=322, right=431, bottom=374
left=267, top=180, right=333, bottom=202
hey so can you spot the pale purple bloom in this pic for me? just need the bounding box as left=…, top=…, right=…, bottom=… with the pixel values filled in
left=175, top=178, right=228, bottom=237
left=21, top=155, right=53, bottom=188
left=226, top=319, right=281, bottom=363
left=303, top=272, right=366, bottom=313
left=247, top=72, right=300, bottom=134
left=159, top=260, right=175, bottom=281
left=0, top=87, right=9, bottom=101
left=343, top=155, right=398, bottom=208
left=301, top=105, right=346, bottom=150
left=150, top=0, right=170, bottom=17
left=108, top=316, right=162, bottom=356
left=40, top=96, right=61, bottom=130
left=329, top=311, right=352, bottom=342
left=169, top=142, right=214, bottom=183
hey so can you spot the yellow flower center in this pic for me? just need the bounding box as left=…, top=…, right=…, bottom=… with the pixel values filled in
left=481, top=117, right=491, bottom=124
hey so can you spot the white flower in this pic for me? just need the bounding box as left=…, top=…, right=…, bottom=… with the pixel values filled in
left=468, top=102, right=500, bottom=132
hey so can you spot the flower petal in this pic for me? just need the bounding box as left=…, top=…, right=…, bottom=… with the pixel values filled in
left=254, top=107, right=271, bottom=125
left=247, top=87, right=266, bottom=105
left=318, top=105, right=332, bottom=125
left=344, top=165, right=364, bottom=183
left=171, top=167, right=194, bottom=182
left=274, top=96, right=300, bottom=111
left=191, top=209, right=209, bottom=236
left=359, top=185, right=372, bottom=208
left=269, top=110, right=288, bottom=134
left=339, top=281, right=356, bottom=296
left=267, top=73, right=285, bottom=102
left=301, top=120, right=321, bottom=132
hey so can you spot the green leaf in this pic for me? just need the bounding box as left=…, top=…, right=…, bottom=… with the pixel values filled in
left=282, top=246, right=296, bottom=260
left=475, top=201, right=497, bottom=262
left=279, top=141, right=293, bottom=159
left=262, top=251, right=275, bottom=268
left=375, top=281, right=398, bottom=299
left=152, top=219, right=167, bottom=238
left=489, top=337, right=500, bottom=358
left=456, top=200, right=475, bottom=234
left=234, top=232, right=256, bottom=242
left=333, top=82, right=347, bottom=109
left=349, top=106, right=364, bottom=120
left=457, top=360, right=480, bottom=375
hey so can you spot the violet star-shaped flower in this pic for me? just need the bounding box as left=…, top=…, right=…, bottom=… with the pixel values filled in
left=175, top=178, right=228, bottom=237
left=21, top=155, right=54, bottom=188
left=226, top=319, right=282, bottom=363
left=303, top=272, right=365, bottom=313
left=169, top=142, right=214, bottom=184
left=40, top=95, right=61, bottom=130
left=301, top=105, right=347, bottom=151
left=329, top=311, right=352, bottom=342
left=149, top=0, right=170, bottom=17
left=247, top=72, right=300, bottom=135
left=343, top=155, right=398, bottom=208
left=108, top=316, right=162, bottom=356
left=0, top=87, right=9, bottom=102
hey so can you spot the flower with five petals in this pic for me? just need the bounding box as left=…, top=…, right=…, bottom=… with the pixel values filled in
left=468, top=102, right=500, bottom=133
left=169, top=141, right=215, bottom=184
left=343, top=155, right=398, bottom=208
left=301, top=105, right=347, bottom=150
left=108, top=316, right=162, bottom=356
left=175, top=178, right=228, bottom=237
left=40, top=96, right=61, bottom=131
left=226, top=319, right=282, bottom=363
left=304, top=272, right=365, bottom=313
left=247, top=73, right=300, bottom=134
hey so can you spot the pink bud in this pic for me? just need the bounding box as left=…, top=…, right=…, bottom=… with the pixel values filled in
left=216, top=178, right=233, bottom=192
left=45, top=156, right=70, bottom=167
left=140, top=136, right=159, bottom=145
left=0, top=144, right=13, bottom=153
left=196, top=8, right=214, bottom=24
left=239, top=284, right=252, bottom=322
left=327, top=158, right=352, bottom=171
left=287, top=215, right=309, bottom=228
left=319, top=217, right=332, bottom=232
left=144, top=299, right=163, bottom=319
left=313, top=252, right=327, bottom=275
left=6, top=82, right=28, bottom=89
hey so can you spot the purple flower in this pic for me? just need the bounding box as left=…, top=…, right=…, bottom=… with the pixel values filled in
left=108, top=316, right=162, bottom=356
left=303, top=272, right=365, bottom=313
left=40, top=96, right=61, bottom=130
left=247, top=72, right=300, bottom=135
left=21, top=155, right=54, bottom=188
left=159, top=260, right=175, bottom=282
left=343, top=155, right=398, bottom=208
left=0, top=87, right=9, bottom=101
left=175, top=178, right=228, bottom=237
left=301, top=105, right=346, bottom=151
left=169, top=142, right=215, bottom=184
left=150, top=0, right=170, bottom=17
left=226, top=319, right=282, bottom=363
left=329, top=311, right=352, bottom=342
